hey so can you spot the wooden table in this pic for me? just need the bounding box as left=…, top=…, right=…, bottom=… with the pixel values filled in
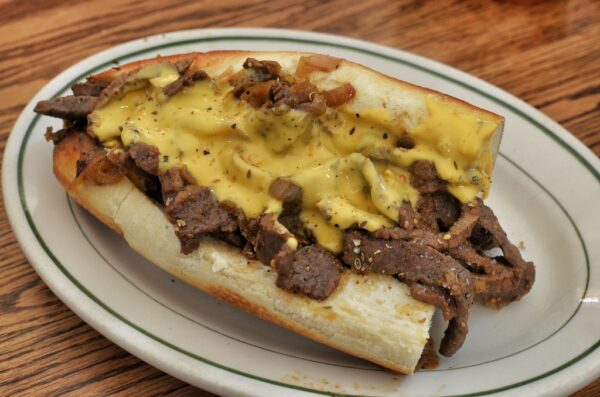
left=1, top=0, right=598, bottom=395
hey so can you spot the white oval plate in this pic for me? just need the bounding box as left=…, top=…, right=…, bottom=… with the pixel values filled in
left=3, top=28, right=600, bottom=397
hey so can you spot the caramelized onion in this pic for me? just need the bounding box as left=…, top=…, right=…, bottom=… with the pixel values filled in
left=322, top=83, right=356, bottom=107
left=295, top=55, right=342, bottom=79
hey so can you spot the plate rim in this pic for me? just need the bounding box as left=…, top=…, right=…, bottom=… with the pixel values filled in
left=3, top=27, right=599, bottom=397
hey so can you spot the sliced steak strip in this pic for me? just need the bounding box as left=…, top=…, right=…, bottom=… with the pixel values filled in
left=468, top=205, right=536, bottom=307
left=159, top=166, right=193, bottom=203
left=128, top=142, right=160, bottom=175
left=408, top=282, right=456, bottom=320
left=71, top=80, right=110, bottom=96
left=243, top=58, right=282, bottom=82
left=275, top=245, right=342, bottom=300
left=165, top=186, right=238, bottom=254
left=449, top=243, right=521, bottom=303
left=95, top=59, right=194, bottom=108
left=410, top=160, right=445, bottom=193
left=397, top=201, right=417, bottom=230
left=163, top=69, right=208, bottom=97
left=374, top=198, right=480, bottom=251
left=240, top=217, right=259, bottom=260
left=211, top=231, right=245, bottom=248
left=230, top=58, right=283, bottom=99
left=272, top=80, right=326, bottom=116
left=342, top=230, right=473, bottom=356
left=272, top=80, right=315, bottom=107
left=432, top=192, right=461, bottom=230
left=469, top=223, right=498, bottom=250
left=238, top=213, right=258, bottom=244
left=373, top=227, right=432, bottom=241
left=254, top=214, right=294, bottom=265
left=94, top=71, right=138, bottom=108
left=172, top=58, right=195, bottom=74
left=434, top=200, right=481, bottom=250
left=34, top=96, right=98, bottom=119
left=105, top=147, right=162, bottom=202
left=278, top=202, right=310, bottom=244
left=268, top=178, right=310, bottom=243
left=374, top=192, right=532, bottom=315
left=416, top=192, right=440, bottom=231
left=212, top=200, right=246, bottom=248
left=269, top=178, right=303, bottom=203
left=294, top=94, right=326, bottom=116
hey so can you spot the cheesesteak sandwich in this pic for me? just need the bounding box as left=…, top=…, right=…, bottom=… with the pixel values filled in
left=35, top=51, right=535, bottom=374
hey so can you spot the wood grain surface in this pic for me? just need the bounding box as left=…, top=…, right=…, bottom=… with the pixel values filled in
left=0, top=0, right=598, bottom=395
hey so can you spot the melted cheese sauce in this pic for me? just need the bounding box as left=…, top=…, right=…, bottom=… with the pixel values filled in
left=90, top=63, right=499, bottom=252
